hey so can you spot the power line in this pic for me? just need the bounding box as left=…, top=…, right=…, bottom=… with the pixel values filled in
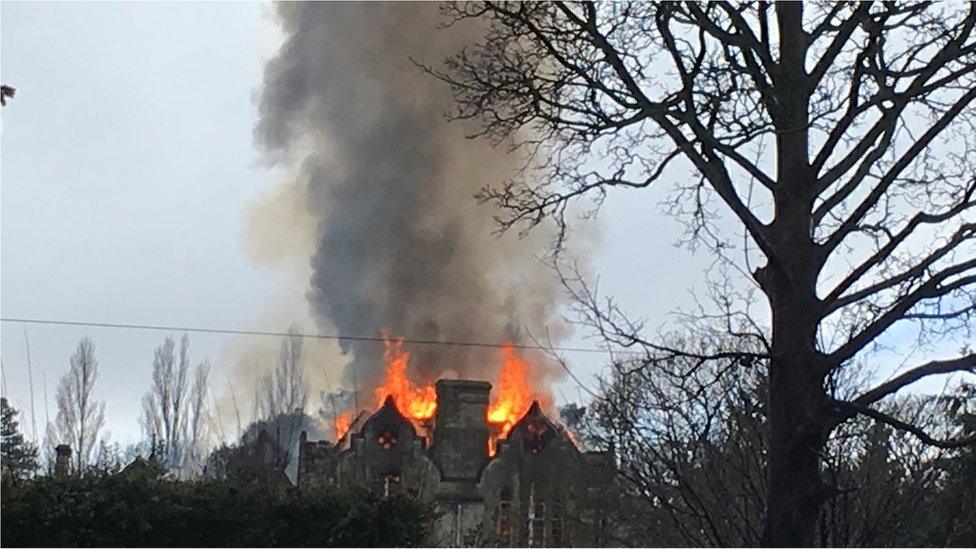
left=1, top=316, right=642, bottom=355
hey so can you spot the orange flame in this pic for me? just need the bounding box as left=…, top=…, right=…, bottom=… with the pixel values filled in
left=564, top=426, right=580, bottom=449
left=374, top=334, right=437, bottom=420
left=333, top=411, right=352, bottom=440
left=486, top=343, right=546, bottom=455
left=338, top=333, right=552, bottom=455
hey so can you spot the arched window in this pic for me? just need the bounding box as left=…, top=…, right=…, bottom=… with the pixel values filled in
left=498, top=487, right=512, bottom=544
left=551, top=502, right=564, bottom=547
left=528, top=493, right=546, bottom=547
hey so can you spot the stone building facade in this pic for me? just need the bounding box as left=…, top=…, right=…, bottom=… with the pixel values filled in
left=298, top=379, right=620, bottom=547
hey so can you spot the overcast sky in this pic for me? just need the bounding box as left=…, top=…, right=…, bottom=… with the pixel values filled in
left=1, top=2, right=290, bottom=443
left=0, top=2, right=953, bottom=448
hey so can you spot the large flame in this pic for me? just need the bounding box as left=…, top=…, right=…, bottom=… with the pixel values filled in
left=374, top=333, right=437, bottom=420
left=341, top=333, right=549, bottom=454
left=333, top=411, right=353, bottom=440
left=486, top=343, right=546, bottom=455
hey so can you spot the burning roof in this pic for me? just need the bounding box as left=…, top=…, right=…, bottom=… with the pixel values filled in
left=328, top=332, right=563, bottom=456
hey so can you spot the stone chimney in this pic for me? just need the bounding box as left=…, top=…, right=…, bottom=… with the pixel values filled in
left=54, top=444, right=71, bottom=478
left=431, top=379, right=491, bottom=481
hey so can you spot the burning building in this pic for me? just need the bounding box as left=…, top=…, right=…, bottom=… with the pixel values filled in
left=297, top=339, right=620, bottom=547
left=298, top=378, right=618, bottom=547
left=251, top=4, right=620, bottom=544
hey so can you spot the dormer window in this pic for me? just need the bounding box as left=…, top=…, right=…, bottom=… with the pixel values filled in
left=521, top=414, right=549, bottom=454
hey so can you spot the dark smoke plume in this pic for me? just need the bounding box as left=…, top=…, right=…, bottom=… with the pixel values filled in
left=254, top=3, right=568, bottom=396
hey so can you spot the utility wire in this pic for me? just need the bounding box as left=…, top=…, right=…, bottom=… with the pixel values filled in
left=1, top=316, right=644, bottom=355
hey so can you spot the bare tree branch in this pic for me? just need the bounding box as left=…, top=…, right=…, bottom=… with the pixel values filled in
left=833, top=400, right=976, bottom=449
left=854, top=354, right=976, bottom=408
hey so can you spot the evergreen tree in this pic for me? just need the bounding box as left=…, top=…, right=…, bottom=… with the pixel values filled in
left=1, top=397, right=39, bottom=478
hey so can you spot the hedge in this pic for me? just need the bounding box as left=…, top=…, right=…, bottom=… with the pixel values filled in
left=1, top=474, right=434, bottom=547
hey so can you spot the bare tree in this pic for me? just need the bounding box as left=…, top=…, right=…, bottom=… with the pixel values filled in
left=141, top=335, right=184, bottom=468
left=435, top=2, right=976, bottom=545
left=141, top=334, right=210, bottom=473
left=586, top=342, right=971, bottom=547
left=53, top=337, right=105, bottom=472
left=185, top=358, right=211, bottom=471
left=259, top=327, right=308, bottom=419
left=587, top=359, right=766, bottom=546
left=253, top=327, right=308, bottom=471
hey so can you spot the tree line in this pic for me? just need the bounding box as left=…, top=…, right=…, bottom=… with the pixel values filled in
left=1, top=326, right=320, bottom=480
left=571, top=335, right=974, bottom=547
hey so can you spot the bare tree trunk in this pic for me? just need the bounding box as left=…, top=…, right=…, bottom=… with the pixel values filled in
left=763, top=353, right=827, bottom=546
left=762, top=245, right=828, bottom=546
left=761, top=221, right=829, bottom=546
left=761, top=5, right=828, bottom=544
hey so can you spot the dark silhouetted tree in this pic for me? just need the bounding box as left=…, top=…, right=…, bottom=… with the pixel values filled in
left=584, top=338, right=973, bottom=546
left=1, top=397, right=39, bottom=478
left=435, top=2, right=976, bottom=544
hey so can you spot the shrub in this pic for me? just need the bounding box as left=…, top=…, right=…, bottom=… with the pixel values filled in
left=1, top=473, right=434, bottom=547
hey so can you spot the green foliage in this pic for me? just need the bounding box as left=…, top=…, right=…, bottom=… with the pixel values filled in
left=1, top=473, right=434, bottom=547
left=1, top=397, right=39, bottom=479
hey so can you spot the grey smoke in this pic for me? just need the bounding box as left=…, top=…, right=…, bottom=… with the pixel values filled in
left=255, top=3, right=567, bottom=397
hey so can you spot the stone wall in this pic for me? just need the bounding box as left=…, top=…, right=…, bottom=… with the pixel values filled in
left=431, top=380, right=491, bottom=483
left=298, top=382, right=619, bottom=547
left=479, top=402, right=618, bottom=547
